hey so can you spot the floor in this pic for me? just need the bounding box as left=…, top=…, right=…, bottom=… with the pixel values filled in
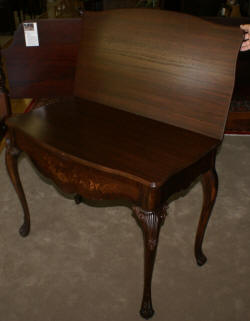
left=0, top=135, right=250, bottom=321
left=0, top=4, right=249, bottom=320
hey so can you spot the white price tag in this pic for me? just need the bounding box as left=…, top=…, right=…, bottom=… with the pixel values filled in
left=23, top=22, right=39, bottom=47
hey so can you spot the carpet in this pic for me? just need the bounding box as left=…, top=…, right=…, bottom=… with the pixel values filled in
left=0, top=136, right=250, bottom=321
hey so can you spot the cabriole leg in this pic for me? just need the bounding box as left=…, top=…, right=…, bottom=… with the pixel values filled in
left=5, top=139, right=30, bottom=237
left=133, top=206, right=167, bottom=319
left=195, top=168, right=218, bottom=266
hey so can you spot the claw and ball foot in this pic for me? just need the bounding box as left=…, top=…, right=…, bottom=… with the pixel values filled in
left=133, top=206, right=167, bottom=319
left=195, top=168, right=218, bottom=266
left=5, top=138, right=31, bottom=237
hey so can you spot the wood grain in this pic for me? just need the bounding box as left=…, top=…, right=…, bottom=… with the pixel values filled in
left=6, top=98, right=219, bottom=187
left=2, top=10, right=243, bottom=318
left=3, top=18, right=82, bottom=98
left=74, top=9, right=242, bottom=139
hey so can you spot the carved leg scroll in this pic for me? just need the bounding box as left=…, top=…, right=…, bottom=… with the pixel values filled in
left=133, top=206, right=167, bottom=319
left=5, top=139, right=30, bottom=237
left=195, top=168, right=218, bottom=266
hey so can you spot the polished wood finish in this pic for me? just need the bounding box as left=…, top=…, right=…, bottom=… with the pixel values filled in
left=133, top=205, right=167, bottom=319
left=2, top=10, right=241, bottom=319
left=6, top=98, right=220, bottom=207
left=3, top=18, right=82, bottom=98
left=4, top=15, right=250, bottom=133
left=5, top=137, right=30, bottom=236
left=195, top=167, right=218, bottom=266
left=74, top=10, right=241, bottom=140
left=226, top=111, right=250, bottom=132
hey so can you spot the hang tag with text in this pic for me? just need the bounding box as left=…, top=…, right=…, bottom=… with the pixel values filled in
left=23, top=22, right=39, bottom=47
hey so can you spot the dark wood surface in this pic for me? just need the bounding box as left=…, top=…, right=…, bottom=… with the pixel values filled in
left=3, top=18, right=82, bottom=98
left=4, top=14, right=250, bottom=133
left=2, top=10, right=242, bottom=319
left=6, top=97, right=219, bottom=187
left=226, top=111, right=250, bottom=132
left=74, top=10, right=242, bottom=139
